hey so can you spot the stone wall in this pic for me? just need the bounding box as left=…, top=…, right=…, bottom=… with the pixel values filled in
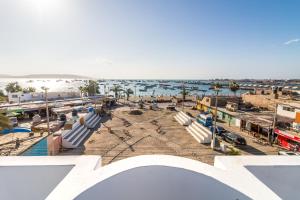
left=242, top=94, right=276, bottom=111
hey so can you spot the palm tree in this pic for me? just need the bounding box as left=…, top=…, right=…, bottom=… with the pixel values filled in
left=0, top=95, right=6, bottom=103
left=110, top=85, right=123, bottom=100
left=229, top=81, right=240, bottom=96
left=212, top=82, right=222, bottom=90
left=78, top=86, right=86, bottom=97
left=124, top=88, right=134, bottom=101
left=85, top=80, right=100, bottom=96
left=180, top=85, right=189, bottom=102
left=23, top=87, right=36, bottom=93
left=5, top=82, right=22, bottom=93
left=201, top=89, right=207, bottom=99
left=0, top=113, right=11, bottom=130
left=0, top=89, right=4, bottom=97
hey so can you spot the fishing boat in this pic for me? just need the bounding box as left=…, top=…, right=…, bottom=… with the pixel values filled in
left=139, top=87, right=147, bottom=92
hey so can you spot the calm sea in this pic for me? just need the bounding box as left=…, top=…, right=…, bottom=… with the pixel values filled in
left=0, top=78, right=245, bottom=97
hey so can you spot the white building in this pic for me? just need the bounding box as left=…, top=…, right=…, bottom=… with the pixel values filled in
left=8, top=92, right=43, bottom=103
left=8, top=91, right=81, bottom=103
left=0, top=155, right=299, bottom=200
left=277, top=103, right=300, bottom=120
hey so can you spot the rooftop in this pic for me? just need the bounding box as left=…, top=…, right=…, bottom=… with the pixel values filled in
left=0, top=155, right=299, bottom=200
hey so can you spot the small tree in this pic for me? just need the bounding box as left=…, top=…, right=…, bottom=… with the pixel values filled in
left=110, top=85, right=123, bottom=100
left=23, top=87, right=36, bottom=93
left=5, top=82, right=22, bottom=93
left=229, top=81, right=240, bottom=96
left=0, top=113, right=11, bottom=130
left=0, top=90, right=4, bottom=97
left=124, top=88, right=134, bottom=101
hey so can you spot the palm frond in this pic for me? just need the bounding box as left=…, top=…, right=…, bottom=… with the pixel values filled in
left=0, top=113, right=11, bottom=129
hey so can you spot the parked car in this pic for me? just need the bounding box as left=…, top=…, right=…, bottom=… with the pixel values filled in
left=278, top=151, right=300, bottom=156
left=222, top=132, right=247, bottom=145
left=209, top=125, right=227, bottom=136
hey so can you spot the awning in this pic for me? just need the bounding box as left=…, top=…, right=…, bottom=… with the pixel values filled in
left=6, top=107, right=24, bottom=113
left=6, top=112, right=21, bottom=117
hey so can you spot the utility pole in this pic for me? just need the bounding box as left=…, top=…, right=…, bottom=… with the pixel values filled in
left=271, top=102, right=278, bottom=145
left=211, top=88, right=220, bottom=149
left=182, top=81, right=185, bottom=111
left=93, top=80, right=97, bottom=109
left=41, top=87, right=50, bottom=135
left=124, top=86, right=126, bottom=104
left=42, top=86, right=53, bottom=155
left=105, top=83, right=109, bottom=98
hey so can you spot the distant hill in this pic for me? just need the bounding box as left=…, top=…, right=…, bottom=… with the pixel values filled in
left=0, top=74, right=91, bottom=79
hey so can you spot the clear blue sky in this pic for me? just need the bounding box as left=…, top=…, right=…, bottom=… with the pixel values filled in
left=0, top=0, right=299, bottom=79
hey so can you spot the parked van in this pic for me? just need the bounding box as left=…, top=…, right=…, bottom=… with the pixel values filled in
left=197, top=113, right=213, bottom=127
left=9, top=117, right=18, bottom=127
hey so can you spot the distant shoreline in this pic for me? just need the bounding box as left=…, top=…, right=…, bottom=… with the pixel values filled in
left=0, top=74, right=91, bottom=79
left=0, top=74, right=299, bottom=81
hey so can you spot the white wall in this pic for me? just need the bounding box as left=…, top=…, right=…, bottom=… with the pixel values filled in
left=8, top=92, right=37, bottom=103
left=235, top=118, right=241, bottom=127
left=47, top=92, right=80, bottom=100
left=8, top=91, right=81, bottom=103
left=277, top=104, right=300, bottom=120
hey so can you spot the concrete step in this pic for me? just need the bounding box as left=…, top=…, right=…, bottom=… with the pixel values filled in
left=186, top=126, right=206, bottom=143
left=188, top=125, right=211, bottom=143
left=190, top=123, right=211, bottom=138
left=174, top=115, right=186, bottom=126
left=186, top=122, right=212, bottom=144
left=174, top=112, right=191, bottom=126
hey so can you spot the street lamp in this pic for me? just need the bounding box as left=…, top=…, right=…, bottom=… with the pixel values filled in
left=41, top=86, right=54, bottom=155
left=211, top=88, right=221, bottom=149
left=93, top=80, right=97, bottom=109
left=41, top=87, right=50, bottom=135
left=123, top=87, right=126, bottom=104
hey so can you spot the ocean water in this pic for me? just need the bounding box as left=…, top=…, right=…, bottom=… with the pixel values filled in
left=0, top=78, right=244, bottom=97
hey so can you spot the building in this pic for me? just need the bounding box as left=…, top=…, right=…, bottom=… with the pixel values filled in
left=242, top=91, right=300, bottom=112
left=196, top=96, right=274, bottom=139
left=8, top=92, right=41, bottom=103
left=0, top=155, right=299, bottom=200
left=241, top=93, right=277, bottom=111
left=8, top=91, right=81, bottom=103
left=275, top=103, right=300, bottom=151
left=277, top=103, right=300, bottom=123
left=238, top=111, right=274, bottom=139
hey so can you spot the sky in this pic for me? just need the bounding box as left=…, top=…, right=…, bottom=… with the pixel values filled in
left=0, top=0, right=299, bottom=79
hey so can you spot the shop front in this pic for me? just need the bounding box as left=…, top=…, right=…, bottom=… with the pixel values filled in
left=275, top=129, right=300, bottom=152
